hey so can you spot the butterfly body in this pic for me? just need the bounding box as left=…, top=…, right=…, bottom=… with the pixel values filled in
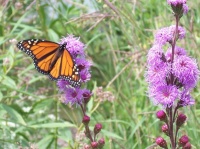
left=17, top=39, right=81, bottom=87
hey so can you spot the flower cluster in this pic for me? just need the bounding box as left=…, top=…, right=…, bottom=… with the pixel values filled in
left=146, top=25, right=199, bottom=108
left=57, top=35, right=104, bottom=148
left=146, top=0, right=199, bottom=148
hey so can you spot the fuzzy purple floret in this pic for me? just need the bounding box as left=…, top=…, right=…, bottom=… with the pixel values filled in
left=167, top=0, right=187, bottom=6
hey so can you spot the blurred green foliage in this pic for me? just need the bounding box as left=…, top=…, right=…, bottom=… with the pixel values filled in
left=0, top=0, right=200, bottom=148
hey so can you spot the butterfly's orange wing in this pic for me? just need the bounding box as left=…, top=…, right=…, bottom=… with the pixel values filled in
left=17, top=39, right=80, bottom=87
left=49, top=49, right=80, bottom=86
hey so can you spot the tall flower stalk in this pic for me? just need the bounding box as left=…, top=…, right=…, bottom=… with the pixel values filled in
left=57, top=35, right=105, bottom=148
left=146, top=1, right=199, bottom=148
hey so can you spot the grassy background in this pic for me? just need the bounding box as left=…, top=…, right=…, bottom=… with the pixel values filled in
left=0, top=0, right=200, bottom=148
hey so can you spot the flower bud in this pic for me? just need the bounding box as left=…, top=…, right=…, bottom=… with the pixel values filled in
left=156, top=137, right=168, bottom=149
left=98, top=138, right=105, bottom=148
left=171, top=4, right=184, bottom=18
left=156, top=110, right=167, bottom=122
left=83, top=90, right=92, bottom=104
left=183, top=142, right=192, bottom=149
left=161, top=124, right=169, bottom=136
left=179, top=135, right=189, bottom=147
left=91, top=142, right=98, bottom=149
left=176, top=113, right=187, bottom=128
left=83, top=144, right=91, bottom=149
left=94, top=123, right=102, bottom=135
left=82, top=115, right=90, bottom=125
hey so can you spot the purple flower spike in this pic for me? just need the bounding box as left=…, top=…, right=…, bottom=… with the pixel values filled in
left=57, top=35, right=92, bottom=106
left=146, top=1, right=198, bottom=148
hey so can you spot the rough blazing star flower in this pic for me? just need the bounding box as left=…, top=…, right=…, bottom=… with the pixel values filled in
left=173, top=55, right=199, bottom=89
left=165, top=46, right=187, bottom=62
left=154, top=27, right=173, bottom=45
left=147, top=44, right=164, bottom=65
left=80, top=69, right=91, bottom=83
left=179, top=90, right=195, bottom=106
left=167, top=0, right=187, bottom=6
left=64, top=87, right=84, bottom=105
left=149, top=84, right=179, bottom=107
left=169, top=25, right=186, bottom=40
left=146, top=44, right=169, bottom=87
left=146, top=64, right=169, bottom=86
left=154, top=26, right=185, bottom=45
left=76, top=57, right=92, bottom=71
left=60, top=35, right=85, bottom=57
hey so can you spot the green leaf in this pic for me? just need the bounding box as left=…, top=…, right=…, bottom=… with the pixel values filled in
left=30, top=122, right=76, bottom=128
left=87, top=98, right=93, bottom=113
left=47, top=28, right=59, bottom=41
left=1, top=76, right=16, bottom=89
left=1, top=104, right=26, bottom=126
left=37, top=135, right=54, bottom=149
left=0, top=91, right=3, bottom=101
left=32, top=99, right=53, bottom=112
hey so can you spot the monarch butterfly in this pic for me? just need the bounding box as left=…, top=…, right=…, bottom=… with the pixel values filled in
left=17, top=39, right=81, bottom=87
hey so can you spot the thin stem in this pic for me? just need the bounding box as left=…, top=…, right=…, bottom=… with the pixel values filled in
left=173, top=106, right=178, bottom=123
left=169, top=14, right=180, bottom=149
left=54, top=100, right=58, bottom=149
left=94, top=133, right=97, bottom=142
left=174, top=126, right=179, bottom=147
left=84, top=124, right=93, bottom=142
left=80, top=104, right=93, bottom=142
left=171, top=15, right=179, bottom=64
left=80, top=103, right=86, bottom=116
left=169, top=107, right=176, bottom=149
